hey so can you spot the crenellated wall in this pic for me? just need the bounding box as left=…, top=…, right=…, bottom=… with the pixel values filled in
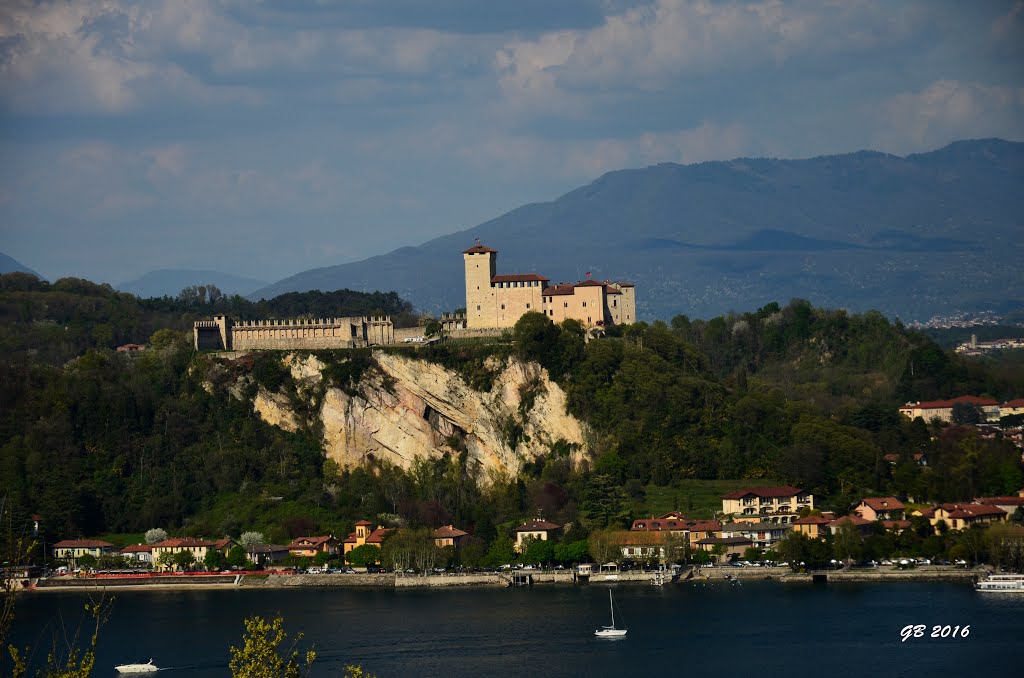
left=194, top=315, right=396, bottom=351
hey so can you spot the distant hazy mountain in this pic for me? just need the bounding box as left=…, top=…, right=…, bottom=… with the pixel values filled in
left=252, top=139, right=1024, bottom=321
left=0, top=252, right=42, bottom=278
left=119, top=269, right=269, bottom=299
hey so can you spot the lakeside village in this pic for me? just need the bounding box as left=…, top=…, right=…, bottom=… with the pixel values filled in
left=28, top=482, right=1024, bottom=587
left=12, top=243, right=1024, bottom=588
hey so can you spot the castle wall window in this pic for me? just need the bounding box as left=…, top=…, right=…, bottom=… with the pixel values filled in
left=501, top=304, right=505, bottom=309
left=564, top=302, right=568, bottom=308
left=582, top=301, right=587, bottom=307
left=526, top=304, right=530, bottom=309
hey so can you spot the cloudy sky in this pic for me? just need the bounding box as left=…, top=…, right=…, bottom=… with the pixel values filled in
left=1, top=0, right=1023, bottom=285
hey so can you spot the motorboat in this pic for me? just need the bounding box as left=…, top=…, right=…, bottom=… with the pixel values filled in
left=975, top=573, right=1024, bottom=593
left=114, top=659, right=158, bottom=673
left=594, top=589, right=627, bottom=638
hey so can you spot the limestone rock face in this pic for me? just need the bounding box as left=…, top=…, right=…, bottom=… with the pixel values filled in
left=253, top=388, right=300, bottom=433
left=244, top=351, right=588, bottom=480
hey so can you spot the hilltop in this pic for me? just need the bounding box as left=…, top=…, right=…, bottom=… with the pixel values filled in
left=252, top=139, right=1024, bottom=322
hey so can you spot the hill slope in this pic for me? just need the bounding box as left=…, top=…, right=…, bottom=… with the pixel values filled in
left=0, top=252, right=41, bottom=278
left=118, top=269, right=269, bottom=298
left=252, top=139, right=1024, bottom=321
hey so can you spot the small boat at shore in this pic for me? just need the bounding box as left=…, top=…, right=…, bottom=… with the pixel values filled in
left=595, top=589, right=627, bottom=638
left=975, top=573, right=1024, bottom=593
left=114, top=659, right=158, bottom=673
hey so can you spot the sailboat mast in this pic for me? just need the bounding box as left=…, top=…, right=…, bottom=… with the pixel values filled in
left=609, top=589, right=615, bottom=628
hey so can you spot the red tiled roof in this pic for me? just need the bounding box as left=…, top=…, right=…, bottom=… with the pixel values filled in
left=365, top=527, right=394, bottom=544
left=721, top=486, right=803, bottom=499
left=631, top=518, right=686, bottom=531
left=686, top=520, right=722, bottom=532
left=119, top=544, right=152, bottom=553
left=433, top=525, right=468, bottom=538
left=463, top=245, right=497, bottom=254
left=902, top=395, right=1000, bottom=409
left=883, top=453, right=900, bottom=462
left=617, top=282, right=635, bottom=288
left=1003, top=398, right=1024, bottom=408
left=54, top=539, right=114, bottom=548
left=860, top=497, right=905, bottom=512
left=612, top=530, right=673, bottom=545
left=152, top=538, right=217, bottom=548
left=543, top=284, right=575, bottom=296
left=492, top=273, right=549, bottom=283
left=881, top=520, right=912, bottom=530
left=604, top=285, right=622, bottom=295
left=214, top=537, right=234, bottom=551
left=974, top=496, right=1024, bottom=506
left=287, top=535, right=335, bottom=549
left=354, top=520, right=373, bottom=526
left=936, top=503, right=1006, bottom=519
left=513, top=519, right=561, bottom=532
left=574, top=280, right=605, bottom=288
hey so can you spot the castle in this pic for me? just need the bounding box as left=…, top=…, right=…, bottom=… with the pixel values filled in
left=463, top=243, right=635, bottom=329
left=193, top=243, right=636, bottom=350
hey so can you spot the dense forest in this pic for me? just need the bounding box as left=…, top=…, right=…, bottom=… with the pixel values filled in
left=1, top=273, right=1022, bottom=560
left=0, top=272, right=417, bottom=365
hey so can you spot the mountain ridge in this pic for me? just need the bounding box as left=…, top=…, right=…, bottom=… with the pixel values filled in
left=252, top=138, right=1024, bottom=321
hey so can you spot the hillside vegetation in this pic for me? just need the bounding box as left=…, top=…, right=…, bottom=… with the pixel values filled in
left=0, top=274, right=1021, bottom=551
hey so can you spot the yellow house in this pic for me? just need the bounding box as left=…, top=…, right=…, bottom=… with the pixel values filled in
left=432, top=525, right=469, bottom=549
left=53, top=539, right=114, bottom=565
left=915, top=504, right=1007, bottom=532
left=342, top=521, right=392, bottom=554
left=721, top=486, right=813, bottom=524
left=286, top=535, right=339, bottom=558
left=512, top=519, right=561, bottom=552
left=151, top=537, right=232, bottom=571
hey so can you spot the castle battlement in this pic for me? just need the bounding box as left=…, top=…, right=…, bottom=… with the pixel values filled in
left=194, top=314, right=395, bottom=351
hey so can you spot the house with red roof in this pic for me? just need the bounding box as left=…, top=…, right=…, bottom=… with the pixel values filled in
left=512, top=518, right=562, bottom=552
left=914, top=503, right=1007, bottom=532
left=721, top=486, right=814, bottom=524
left=150, top=537, right=231, bottom=571
left=854, top=497, right=906, bottom=522
left=119, top=543, right=152, bottom=565
left=287, top=535, right=339, bottom=559
left=972, top=495, right=1024, bottom=517
left=342, top=521, right=394, bottom=555
left=53, top=539, right=115, bottom=565
left=899, top=396, right=1001, bottom=424
left=432, top=525, right=469, bottom=550
left=792, top=515, right=831, bottom=539
left=827, top=515, right=875, bottom=536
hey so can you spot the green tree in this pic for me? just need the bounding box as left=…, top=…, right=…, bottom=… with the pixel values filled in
left=227, top=545, right=251, bottom=569
left=484, top=534, right=517, bottom=568
left=312, top=551, right=331, bottom=567
left=522, top=537, right=556, bottom=566
left=204, top=549, right=227, bottom=571
left=77, top=553, right=98, bottom=569
left=833, top=522, right=863, bottom=565
left=346, top=544, right=382, bottom=567
left=173, top=550, right=196, bottom=571
left=580, top=474, right=629, bottom=528
left=586, top=529, right=620, bottom=565
left=951, top=402, right=982, bottom=426
left=424, top=320, right=441, bottom=338
left=776, top=531, right=808, bottom=570
left=229, top=615, right=316, bottom=678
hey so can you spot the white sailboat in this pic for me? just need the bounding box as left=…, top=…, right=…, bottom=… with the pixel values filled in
left=114, top=659, right=158, bottom=673
left=594, top=589, right=627, bottom=638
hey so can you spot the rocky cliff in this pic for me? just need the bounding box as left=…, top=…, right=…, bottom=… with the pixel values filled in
left=223, top=351, right=588, bottom=481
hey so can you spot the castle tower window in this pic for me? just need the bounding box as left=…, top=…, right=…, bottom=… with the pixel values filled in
left=564, top=302, right=568, bottom=308
left=526, top=304, right=530, bottom=309
left=501, top=304, right=505, bottom=310
left=582, top=301, right=587, bottom=307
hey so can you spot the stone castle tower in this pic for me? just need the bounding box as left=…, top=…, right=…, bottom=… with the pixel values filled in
left=464, top=244, right=498, bottom=328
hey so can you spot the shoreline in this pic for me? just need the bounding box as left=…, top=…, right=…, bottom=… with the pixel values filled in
left=22, top=566, right=988, bottom=593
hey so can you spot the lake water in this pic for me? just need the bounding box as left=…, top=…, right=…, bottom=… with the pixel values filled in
left=9, top=580, right=1023, bottom=677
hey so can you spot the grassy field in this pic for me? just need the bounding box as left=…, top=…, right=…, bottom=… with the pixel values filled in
left=631, top=479, right=782, bottom=520
left=95, top=532, right=147, bottom=547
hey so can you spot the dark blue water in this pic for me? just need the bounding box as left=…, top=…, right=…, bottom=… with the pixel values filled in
left=9, top=581, right=1023, bottom=677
